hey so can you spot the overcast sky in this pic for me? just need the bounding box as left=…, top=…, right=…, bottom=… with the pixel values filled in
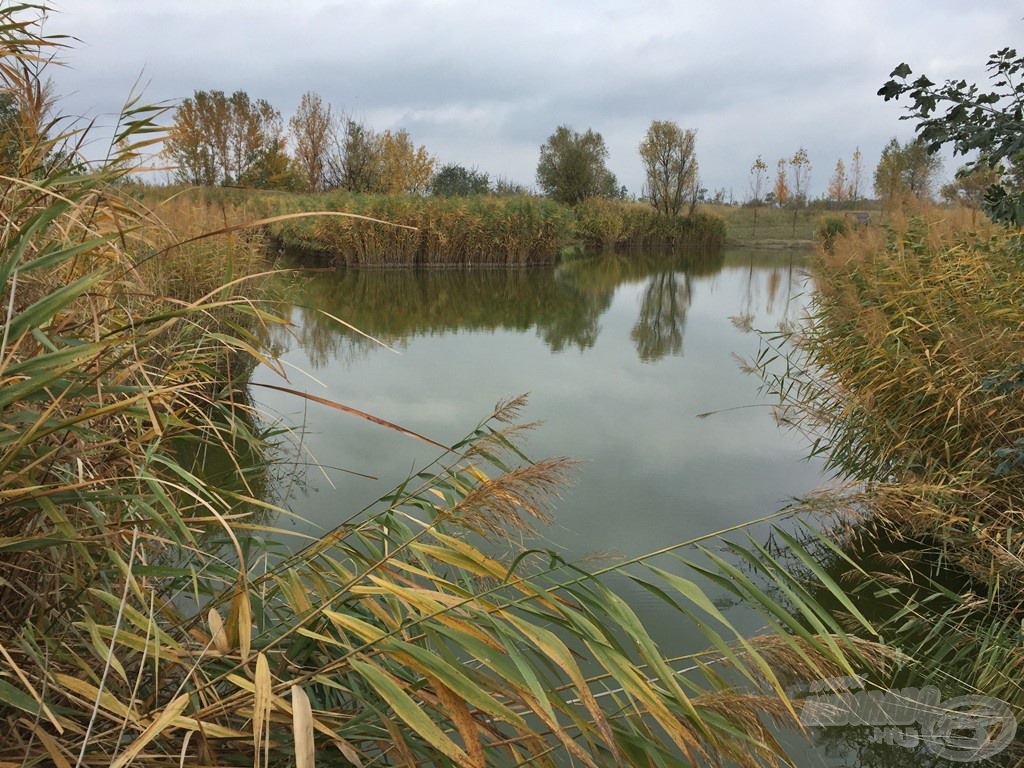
left=48, top=1, right=1018, bottom=199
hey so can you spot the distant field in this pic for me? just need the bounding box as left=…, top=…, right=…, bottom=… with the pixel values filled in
left=703, top=203, right=879, bottom=244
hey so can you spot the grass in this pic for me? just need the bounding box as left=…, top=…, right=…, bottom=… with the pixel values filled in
left=0, top=7, right=898, bottom=766
left=708, top=203, right=879, bottom=245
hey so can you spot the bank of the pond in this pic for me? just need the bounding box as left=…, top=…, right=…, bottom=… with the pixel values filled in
left=757, top=209, right=1024, bottom=732
left=258, top=190, right=726, bottom=266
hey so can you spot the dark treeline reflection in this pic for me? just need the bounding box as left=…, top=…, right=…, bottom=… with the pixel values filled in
left=272, top=248, right=805, bottom=367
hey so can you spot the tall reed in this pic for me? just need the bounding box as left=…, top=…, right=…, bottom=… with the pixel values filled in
left=266, top=191, right=573, bottom=267
left=752, top=209, right=1024, bottom=715
left=266, top=192, right=725, bottom=267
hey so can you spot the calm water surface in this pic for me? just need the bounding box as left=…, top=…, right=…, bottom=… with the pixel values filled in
left=255, top=247, right=822, bottom=559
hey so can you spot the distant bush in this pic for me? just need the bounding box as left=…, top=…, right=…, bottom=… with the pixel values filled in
left=430, top=163, right=491, bottom=197
left=815, top=215, right=849, bottom=251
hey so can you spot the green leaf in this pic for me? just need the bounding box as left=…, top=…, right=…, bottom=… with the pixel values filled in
left=0, top=678, right=43, bottom=717
left=4, top=270, right=105, bottom=341
left=350, top=657, right=471, bottom=765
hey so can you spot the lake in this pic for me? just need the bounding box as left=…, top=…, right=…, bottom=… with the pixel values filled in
left=253, top=246, right=823, bottom=621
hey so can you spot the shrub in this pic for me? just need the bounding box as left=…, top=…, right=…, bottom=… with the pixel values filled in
left=814, top=215, right=848, bottom=250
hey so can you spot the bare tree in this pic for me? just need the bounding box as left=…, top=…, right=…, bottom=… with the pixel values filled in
left=327, top=117, right=382, bottom=192
left=749, top=155, right=767, bottom=236
left=847, top=147, right=863, bottom=205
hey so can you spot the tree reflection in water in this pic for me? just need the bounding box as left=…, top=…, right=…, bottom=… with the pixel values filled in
left=266, top=248, right=808, bottom=369
left=631, top=270, right=692, bottom=362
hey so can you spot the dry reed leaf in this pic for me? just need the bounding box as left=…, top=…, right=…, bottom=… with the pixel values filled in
left=208, top=608, right=229, bottom=655
left=54, top=673, right=137, bottom=724
left=283, top=569, right=313, bottom=614
left=0, top=642, right=61, bottom=731
left=291, top=684, right=316, bottom=768
left=179, top=731, right=194, bottom=768
left=169, top=715, right=248, bottom=739
left=252, top=382, right=450, bottom=450
left=109, top=693, right=189, bottom=768
left=236, top=585, right=252, bottom=663
left=253, top=652, right=272, bottom=762
left=432, top=680, right=485, bottom=768
left=28, top=723, right=71, bottom=768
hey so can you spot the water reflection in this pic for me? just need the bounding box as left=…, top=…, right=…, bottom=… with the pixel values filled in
left=270, top=248, right=811, bottom=367
left=256, top=244, right=818, bottom=646
left=632, top=270, right=691, bottom=361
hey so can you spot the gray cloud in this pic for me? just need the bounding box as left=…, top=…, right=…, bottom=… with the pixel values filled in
left=52, top=0, right=1018, bottom=196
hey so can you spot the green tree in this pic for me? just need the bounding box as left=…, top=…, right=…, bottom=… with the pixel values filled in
left=330, top=117, right=382, bottom=193
left=536, top=125, right=616, bottom=205
left=638, top=120, right=699, bottom=217
left=430, top=163, right=491, bottom=197
left=879, top=48, right=1024, bottom=224
left=940, top=163, right=1001, bottom=210
left=872, top=137, right=942, bottom=211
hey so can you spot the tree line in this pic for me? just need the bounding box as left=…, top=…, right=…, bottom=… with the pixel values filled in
left=164, top=89, right=706, bottom=219
left=165, top=90, right=436, bottom=195
left=166, top=86, right=1016, bottom=220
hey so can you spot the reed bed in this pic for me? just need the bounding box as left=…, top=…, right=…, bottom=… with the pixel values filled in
left=266, top=191, right=573, bottom=267
left=266, top=192, right=725, bottom=267
left=574, top=198, right=726, bottom=252
left=775, top=210, right=1020, bottom=492
left=753, top=208, right=1024, bottom=714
